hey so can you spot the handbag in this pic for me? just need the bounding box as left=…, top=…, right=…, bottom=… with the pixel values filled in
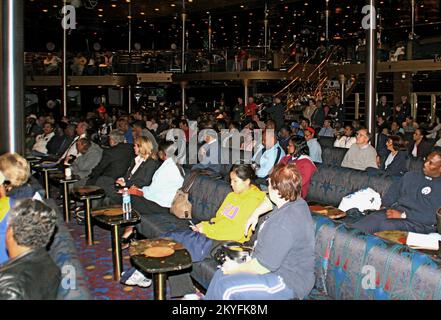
left=170, top=171, right=199, bottom=219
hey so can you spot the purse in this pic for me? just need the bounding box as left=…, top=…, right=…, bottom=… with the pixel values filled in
left=170, top=171, right=199, bottom=219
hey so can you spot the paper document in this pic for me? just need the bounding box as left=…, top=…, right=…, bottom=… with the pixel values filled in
left=406, top=232, right=440, bottom=250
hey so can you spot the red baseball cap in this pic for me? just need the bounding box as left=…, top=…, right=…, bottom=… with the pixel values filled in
left=305, top=127, right=316, bottom=136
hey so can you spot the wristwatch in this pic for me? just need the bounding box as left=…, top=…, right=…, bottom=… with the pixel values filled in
left=401, top=212, right=407, bottom=219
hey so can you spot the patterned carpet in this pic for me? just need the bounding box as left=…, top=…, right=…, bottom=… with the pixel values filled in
left=67, top=220, right=157, bottom=300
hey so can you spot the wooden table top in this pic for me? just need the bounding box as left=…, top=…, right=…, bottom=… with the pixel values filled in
left=130, top=238, right=192, bottom=274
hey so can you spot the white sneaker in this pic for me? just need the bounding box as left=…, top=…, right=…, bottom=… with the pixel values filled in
left=122, top=270, right=152, bottom=288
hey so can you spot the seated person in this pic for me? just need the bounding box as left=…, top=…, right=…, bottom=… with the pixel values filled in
left=117, top=118, right=133, bottom=144
left=0, top=199, right=60, bottom=300
left=31, top=122, right=55, bottom=157
left=192, top=129, right=222, bottom=173
left=178, top=164, right=270, bottom=261
left=70, top=138, right=103, bottom=187
left=407, top=129, right=433, bottom=160
left=351, top=152, right=441, bottom=234
left=46, top=123, right=76, bottom=158
left=380, top=135, right=408, bottom=177
left=126, top=141, right=184, bottom=237
left=205, top=163, right=315, bottom=300
left=334, top=125, right=356, bottom=149
left=278, top=126, right=292, bottom=153
left=122, top=164, right=272, bottom=289
left=341, top=128, right=378, bottom=171
left=280, top=137, right=317, bottom=198
left=87, top=130, right=135, bottom=193
left=318, top=119, right=336, bottom=138
left=132, top=120, right=158, bottom=152
left=0, top=153, right=41, bottom=200
left=252, top=130, right=285, bottom=180
left=304, top=127, right=322, bottom=163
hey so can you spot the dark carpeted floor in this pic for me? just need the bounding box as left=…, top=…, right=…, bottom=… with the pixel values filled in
left=67, top=220, right=156, bottom=300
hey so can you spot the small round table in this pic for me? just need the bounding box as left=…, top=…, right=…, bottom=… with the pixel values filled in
left=93, top=206, right=141, bottom=281
left=129, top=239, right=192, bottom=300
left=72, top=186, right=105, bottom=246
left=50, top=172, right=80, bottom=223
left=32, top=162, right=60, bottom=199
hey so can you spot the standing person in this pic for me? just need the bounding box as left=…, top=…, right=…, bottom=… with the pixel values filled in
left=205, top=163, right=315, bottom=300
left=303, top=99, right=317, bottom=123
left=187, top=97, right=200, bottom=121
left=329, top=96, right=346, bottom=126
left=245, top=97, right=257, bottom=119
left=311, top=100, right=325, bottom=128
left=393, top=96, right=410, bottom=125
left=376, top=96, right=392, bottom=121
left=233, top=97, right=245, bottom=122
left=265, top=97, right=285, bottom=131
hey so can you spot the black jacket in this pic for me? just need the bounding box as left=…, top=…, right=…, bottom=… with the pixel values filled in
left=88, top=143, right=135, bottom=185
left=265, top=103, right=285, bottom=130
left=381, top=150, right=408, bottom=177
left=0, top=248, right=60, bottom=300
left=124, top=157, right=160, bottom=188
left=47, top=135, right=74, bottom=157
left=407, top=139, right=434, bottom=160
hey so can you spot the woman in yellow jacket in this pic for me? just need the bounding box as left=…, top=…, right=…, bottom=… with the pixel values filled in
left=171, top=164, right=272, bottom=262
left=191, top=165, right=269, bottom=244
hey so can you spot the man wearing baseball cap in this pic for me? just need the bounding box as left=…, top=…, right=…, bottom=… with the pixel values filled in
left=304, top=127, right=322, bottom=163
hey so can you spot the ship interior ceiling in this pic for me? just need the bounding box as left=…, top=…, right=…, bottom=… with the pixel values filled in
left=25, top=0, right=441, bottom=51
left=23, top=0, right=441, bottom=115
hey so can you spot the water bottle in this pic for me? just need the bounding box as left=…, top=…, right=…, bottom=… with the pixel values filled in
left=122, top=188, right=132, bottom=220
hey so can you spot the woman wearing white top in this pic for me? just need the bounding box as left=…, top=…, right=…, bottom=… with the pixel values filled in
left=334, top=125, right=356, bottom=149
left=124, top=141, right=184, bottom=240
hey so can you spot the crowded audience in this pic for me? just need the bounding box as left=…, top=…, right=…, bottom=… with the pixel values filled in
left=2, top=89, right=439, bottom=301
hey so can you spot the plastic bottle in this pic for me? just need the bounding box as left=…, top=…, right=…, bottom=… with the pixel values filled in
left=122, top=188, right=132, bottom=220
